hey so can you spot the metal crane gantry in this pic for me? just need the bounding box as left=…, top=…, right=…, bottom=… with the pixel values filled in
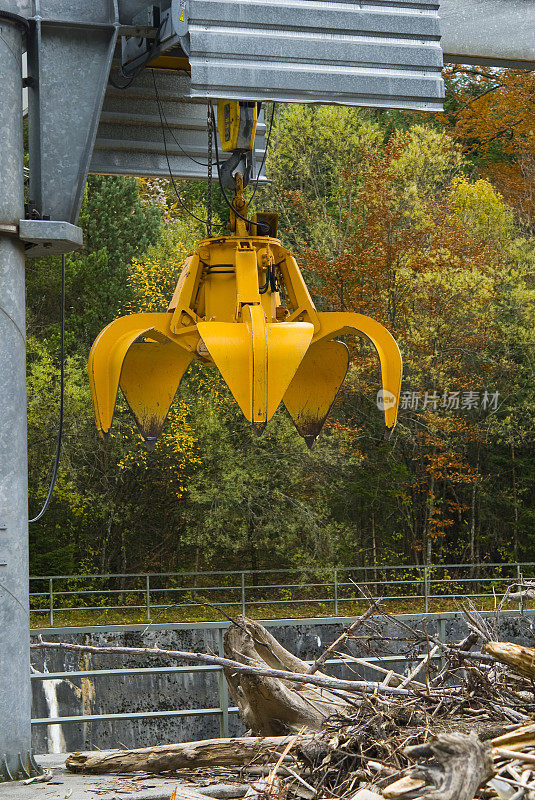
left=0, top=0, right=533, bottom=779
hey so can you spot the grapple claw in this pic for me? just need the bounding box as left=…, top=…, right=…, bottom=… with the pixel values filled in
left=313, top=312, right=403, bottom=430
left=198, top=306, right=313, bottom=425
left=284, top=339, right=349, bottom=447
left=87, top=313, right=181, bottom=436
left=88, top=185, right=402, bottom=446
left=120, top=341, right=194, bottom=445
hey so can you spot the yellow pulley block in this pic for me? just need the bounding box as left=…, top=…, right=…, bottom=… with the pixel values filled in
left=88, top=194, right=402, bottom=447
left=217, top=100, right=257, bottom=152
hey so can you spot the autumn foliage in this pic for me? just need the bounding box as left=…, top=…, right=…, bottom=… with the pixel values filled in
left=266, top=110, right=533, bottom=564
left=443, top=67, right=535, bottom=230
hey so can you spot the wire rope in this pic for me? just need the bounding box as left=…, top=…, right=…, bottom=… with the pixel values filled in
left=152, top=71, right=224, bottom=231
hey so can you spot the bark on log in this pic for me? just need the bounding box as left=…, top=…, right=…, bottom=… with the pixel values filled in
left=65, top=735, right=312, bottom=774
left=400, top=733, right=493, bottom=800
left=223, top=616, right=351, bottom=735
left=485, top=640, right=535, bottom=678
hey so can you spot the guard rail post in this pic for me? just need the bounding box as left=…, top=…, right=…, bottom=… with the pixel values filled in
left=218, top=626, right=229, bottom=737
left=334, top=569, right=339, bottom=616
left=517, top=563, right=523, bottom=613
left=241, top=572, right=246, bottom=616
left=49, top=577, right=54, bottom=626
left=437, top=614, right=446, bottom=671
left=146, top=574, right=151, bottom=621
left=424, top=565, right=429, bottom=614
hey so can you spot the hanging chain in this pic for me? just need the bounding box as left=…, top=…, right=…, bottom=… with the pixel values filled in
left=206, top=107, right=213, bottom=237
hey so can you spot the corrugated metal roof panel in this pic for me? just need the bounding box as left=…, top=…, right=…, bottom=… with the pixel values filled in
left=89, top=71, right=267, bottom=180
left=186, top=0, right=444, bottom=110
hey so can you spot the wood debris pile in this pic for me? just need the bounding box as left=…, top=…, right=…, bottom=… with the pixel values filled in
left=32, top=597, right=535, bottom=800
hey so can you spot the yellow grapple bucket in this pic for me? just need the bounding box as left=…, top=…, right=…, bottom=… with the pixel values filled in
left=88, top=229, right=402, bottom=447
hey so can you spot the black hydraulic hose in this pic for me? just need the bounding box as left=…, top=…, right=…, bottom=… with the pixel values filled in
left=29, top=253, right=65, bottom=523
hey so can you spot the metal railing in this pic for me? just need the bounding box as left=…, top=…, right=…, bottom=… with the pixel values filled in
left=31, top=625, right=235, bottom=737
left=29, top=561, right=533, bottom=626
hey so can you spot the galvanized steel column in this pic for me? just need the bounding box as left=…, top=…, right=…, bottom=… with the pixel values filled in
left=0, top=13, right=32, bottom=778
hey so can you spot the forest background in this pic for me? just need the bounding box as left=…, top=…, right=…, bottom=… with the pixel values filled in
left=26, top=66, right=535, bottom=579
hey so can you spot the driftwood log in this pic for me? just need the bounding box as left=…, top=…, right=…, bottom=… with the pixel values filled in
left=485, top=640, right=535, bottom=678
left=393, top=733, right=494, bottom=800
left=491, top=722, right=535, bottom=750
left=66, top=735, right=312, bottom=774
left=223, top=616, right=351, bottom=734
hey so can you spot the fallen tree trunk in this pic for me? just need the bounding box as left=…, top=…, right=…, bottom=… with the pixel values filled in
left=66, top=735, right=312, bottom=774
left=485, top=640, right=535, bottom=678
left=223, top=617, right=351, bottom=734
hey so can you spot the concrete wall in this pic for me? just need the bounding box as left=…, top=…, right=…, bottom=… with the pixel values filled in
left=30, top=611, right=535, bottom=754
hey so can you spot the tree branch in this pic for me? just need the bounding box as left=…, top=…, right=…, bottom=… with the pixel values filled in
left=31, top=639, right=416, bottom=697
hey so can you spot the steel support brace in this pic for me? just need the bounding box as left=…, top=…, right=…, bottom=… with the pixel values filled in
left=0, top=11, right=34, bottom=781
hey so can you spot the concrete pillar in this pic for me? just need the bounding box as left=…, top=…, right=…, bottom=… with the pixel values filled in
left=0, top=14, right=32, bottom=779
